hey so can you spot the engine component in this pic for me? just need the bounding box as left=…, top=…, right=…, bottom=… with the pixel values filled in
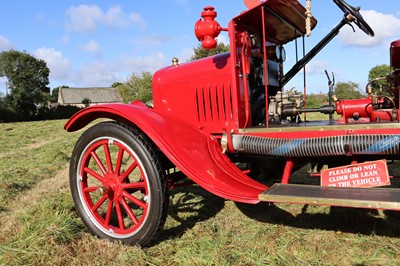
left=268, top=90, right=303, bottom=122
left=335, top=97, right=374, bottom=123
left=334, top=95, right=398, bottom=123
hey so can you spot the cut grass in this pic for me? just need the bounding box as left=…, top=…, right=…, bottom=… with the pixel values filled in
left=1, top=119, right=400, bottom=265
left=0, top=120, right=80, bottom=211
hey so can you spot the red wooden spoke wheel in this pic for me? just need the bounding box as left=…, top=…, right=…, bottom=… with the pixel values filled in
left=69, top=122, right=168, bottom=246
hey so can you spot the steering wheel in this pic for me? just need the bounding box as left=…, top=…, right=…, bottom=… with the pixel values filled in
left=333, top=0, right=374, bottom=37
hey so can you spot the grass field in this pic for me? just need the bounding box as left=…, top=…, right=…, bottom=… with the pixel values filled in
left=1, top=119, right=400, bottom=265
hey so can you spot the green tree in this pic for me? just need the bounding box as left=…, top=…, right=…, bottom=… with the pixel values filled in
left=0, top=91, right=4, bottom=103
left=306, top=93, right=328, bottom=108
left=333, top=81, right=363, bottom=100
left=0, top=92, right=7, bottom=108
left=118, top=72, right=153, bottom=104
left=50, top=85, right=69, bottom=103
left=111, top=82, right=123, bottom=88
left=368, top=64, right=390, bottom=93
left=190, top=42, right=230, bottom=61
left=0, top=50, right=50, bottom=119
left=50, top=87, right=59, bottom=103
left=82, top=98, right=91, bottom=107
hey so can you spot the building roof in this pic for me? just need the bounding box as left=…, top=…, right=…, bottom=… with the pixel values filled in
left=58, top=87, right=123, bottom=105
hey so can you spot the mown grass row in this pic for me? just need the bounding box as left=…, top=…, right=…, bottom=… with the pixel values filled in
left=1, top=119, right=400, bottom=265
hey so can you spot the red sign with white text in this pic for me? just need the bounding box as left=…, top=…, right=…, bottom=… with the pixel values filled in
left=320, top=160, right=390, bottom=188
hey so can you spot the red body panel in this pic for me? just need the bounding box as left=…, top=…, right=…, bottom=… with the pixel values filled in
left=391, top=40, right=400, bottom=70
left=65, top=102, right=266, bottom=203
left=152, top=53, right=240, bottom=134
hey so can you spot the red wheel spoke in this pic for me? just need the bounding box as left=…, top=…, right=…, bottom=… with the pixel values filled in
left=91, top=151, right=107, bottom=175
left=123, top=190, right=147, bottom=209
left=74, top=123, right=164, bottom=242
left=120, top=198, right=139, bottom=225
left=91, top=194, right=108, bottom=212
left=103, top=144, right=113, bottom=173
left=115, top=201, right=125, bottom=230
left=84, top=167, right=103, bottom=181
left=119, top=161, right=138, bottom=182
left=105, top=200, right=113, bottom=226
left=121, top=181, right=145, bottom=190
left=115, top=147, right=124, bottom=175
left=83, top=186, right=100, bottom=193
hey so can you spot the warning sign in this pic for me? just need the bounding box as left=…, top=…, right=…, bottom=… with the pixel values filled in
left=320, top=160, right=390, bottom=188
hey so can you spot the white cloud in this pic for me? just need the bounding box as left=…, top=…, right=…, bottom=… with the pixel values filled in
left=71, top=61, right=120, bottom=87
left=306, top=60, right=331, bottom=75
left=31, top=43, right=167, bottom=87
left=65, top=4, right=146, bottom=33
left=0, top=35, right=13, bottom=51
left=104, top=6, right=146, bottom=29
left=119, top=52, right=167, bottom=73
left=128, top=13, right=146, bottom=30
left=65, top=5, right=102, bottom=33
left=33, top=48, right=71, bottom=81
left=68, top=52, right=167, bottom=87
left=77, top=40, right=101, bottom=54
left=339, top=10, right=400, bottom=47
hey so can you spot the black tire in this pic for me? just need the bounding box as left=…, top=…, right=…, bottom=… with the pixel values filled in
left=69, top=122, right=168, bottom=246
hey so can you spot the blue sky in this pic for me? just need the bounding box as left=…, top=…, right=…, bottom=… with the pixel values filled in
left=0, top=0, right=399, bottom=95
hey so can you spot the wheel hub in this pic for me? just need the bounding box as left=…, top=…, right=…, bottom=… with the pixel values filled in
left=102, top=172, right=123, bottom=201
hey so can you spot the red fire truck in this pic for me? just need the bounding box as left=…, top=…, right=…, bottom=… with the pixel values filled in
left=65, top=0, right=400, bottom=246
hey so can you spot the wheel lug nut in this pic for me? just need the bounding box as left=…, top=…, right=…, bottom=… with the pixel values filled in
left=96, top=186, right=109, bottom=196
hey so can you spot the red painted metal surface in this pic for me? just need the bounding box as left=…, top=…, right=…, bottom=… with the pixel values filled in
left=152, top=53, right=238, bottom=134
left=370, top=110, right=394, bottom=122
left=281, top=159, right=295, bottom=184
left=65, top=102, right=266, bottom=203
left=244, top=0, right=260, bottom=9
left=194, top=6, right=227, bottom=50
left=391, top=39, right=400, bottom=70
left=336, top=97, right=374, bottom=123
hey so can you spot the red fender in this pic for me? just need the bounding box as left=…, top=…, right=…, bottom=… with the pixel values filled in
left=65, top=102, right=267, bottom=203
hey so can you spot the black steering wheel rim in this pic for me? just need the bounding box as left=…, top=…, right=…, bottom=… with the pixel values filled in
left=333, top=0, right=375, bottom=37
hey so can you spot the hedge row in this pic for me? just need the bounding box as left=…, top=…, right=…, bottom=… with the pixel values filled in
left=0, top=105, right=82, bottom=123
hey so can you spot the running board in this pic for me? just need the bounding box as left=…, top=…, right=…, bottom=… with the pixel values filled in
left=259, top=184, right=400, bottom=210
